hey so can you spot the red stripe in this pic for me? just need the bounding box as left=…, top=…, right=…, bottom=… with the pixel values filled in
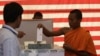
left=92, top=36, right=100, bottom=40
left=0, top=1, right=20, bottom=6
left=1, top=9, right=100, bottom=14
left=1, top=17, right=100, bottom=22
left=0, top=0, right=100, bottom=5
left=54, top=37, right=64, bottom=42
left=0, top=18, right=100, bottom=23
left=53, top=27, right=100, bottom=31
left=53, top=18, right=100, bottom=22
left=86, top=27, right=100, bottom=31
left=0, top=20, right=4, bottom=24
left=95, top=45, right=100, bottom=49
left=85, top=27, right=100, bottom=31
left=24, top=9, right=100, bottom=13
left=54, top=36, right=100, bottom=42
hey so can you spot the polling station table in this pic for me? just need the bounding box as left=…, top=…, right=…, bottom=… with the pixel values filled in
left=21, top=49, right=64, bottom=56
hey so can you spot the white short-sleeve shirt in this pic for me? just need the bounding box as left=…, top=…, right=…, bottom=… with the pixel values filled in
left=0, top=25, right=21, bottom=56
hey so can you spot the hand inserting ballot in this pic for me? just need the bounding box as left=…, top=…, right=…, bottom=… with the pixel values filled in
left=18, top=31, right=26, bottom=38
left=37, top=24, right=43, bottom=28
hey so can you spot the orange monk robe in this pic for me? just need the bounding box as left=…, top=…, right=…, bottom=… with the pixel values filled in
left=64, top=27, right=97, bottom=56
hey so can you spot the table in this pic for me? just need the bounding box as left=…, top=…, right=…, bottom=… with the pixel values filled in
left=21, top=49, right=64, bottom=56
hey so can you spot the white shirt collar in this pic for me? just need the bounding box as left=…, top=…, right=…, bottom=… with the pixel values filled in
left=2, top=24, right=18, bottom=35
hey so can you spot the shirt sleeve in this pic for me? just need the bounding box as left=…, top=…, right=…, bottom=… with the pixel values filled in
left=3, top=37, right=20, bottom=56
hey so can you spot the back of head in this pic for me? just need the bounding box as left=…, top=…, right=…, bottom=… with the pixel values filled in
left=33, top=12, right=43, bottom=19
left=3, top=2, right=23, bottom=24
left=70, top=9, right=82, bottom=20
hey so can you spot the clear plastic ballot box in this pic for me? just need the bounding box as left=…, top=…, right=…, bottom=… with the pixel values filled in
left=21, top=49, right=64, bottom=56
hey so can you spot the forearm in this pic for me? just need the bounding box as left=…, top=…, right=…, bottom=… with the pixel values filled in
left=43, top=31, right=61, bottom=37
left=43, top=27, right=54, bottom=37
left=43, top=27, right=63, bottom=37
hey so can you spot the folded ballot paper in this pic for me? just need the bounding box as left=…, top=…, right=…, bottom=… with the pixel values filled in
left=37, top=28, right=43, bottom=42
left=28, top=27, right=52, bottom=49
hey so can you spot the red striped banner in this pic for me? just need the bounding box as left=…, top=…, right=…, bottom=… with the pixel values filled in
left=0, top=0, right=100, bottom=5
left=0, top=0, right=100, bottom=56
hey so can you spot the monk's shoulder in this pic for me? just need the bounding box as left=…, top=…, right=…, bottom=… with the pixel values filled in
left=81, top=27, right=90, bottom=34
left=81, top=28, right=91, bottom=39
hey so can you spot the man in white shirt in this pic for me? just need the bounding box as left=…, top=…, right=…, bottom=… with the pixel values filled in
left=0, top=2, right=23, bottom=56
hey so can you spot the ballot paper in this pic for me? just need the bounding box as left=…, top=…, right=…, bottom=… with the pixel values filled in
left=37, top=28, right=43, bottom=41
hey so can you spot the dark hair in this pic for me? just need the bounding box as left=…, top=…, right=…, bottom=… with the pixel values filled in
left=3, top=2, right=23, bottom=23
left=33, top=12, right=43, bottom=19
left=70, top=9, right=82, bottom=20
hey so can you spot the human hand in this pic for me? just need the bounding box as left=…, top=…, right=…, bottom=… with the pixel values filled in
left=63, top=44, right=70, bottom=49
left=18, top=31, right=25, bottom=38
left=63, top=44, right=73, bottom=51
left=37, top=23, right=43, bottom=28
left=63, top=44, right=78, bottom=55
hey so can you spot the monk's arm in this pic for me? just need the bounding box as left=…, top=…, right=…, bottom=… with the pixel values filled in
left=63, top=44, right=90, bottom=56
left=37, top=24, right=70, bottom=37
left=43, top=26, right=64, bottom=37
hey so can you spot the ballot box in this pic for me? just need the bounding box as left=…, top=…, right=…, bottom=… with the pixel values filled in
left=17, top=19, right=64, bottom=56
left=17, top=19, right=53, bottom=49
left=21, top=49, right=64, bottom=56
